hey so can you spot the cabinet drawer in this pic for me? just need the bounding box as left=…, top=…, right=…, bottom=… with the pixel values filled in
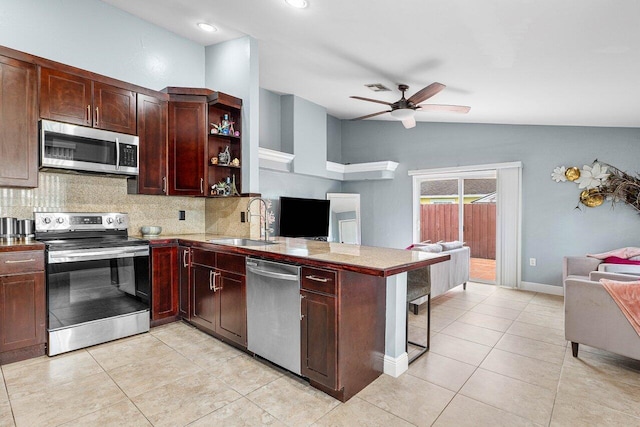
left=191, top=248, right=216, bottom=268
left=301, top=267, right=337, bottom=295
left=216, top=252, right=245, bottom=275
left=0, top=251, right=44, bottom=275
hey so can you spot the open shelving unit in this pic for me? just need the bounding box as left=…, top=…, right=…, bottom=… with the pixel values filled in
left=207, top=92, right=243, bottom=197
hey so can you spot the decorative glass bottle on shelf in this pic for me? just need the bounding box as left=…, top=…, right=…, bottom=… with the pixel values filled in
left=221, top=114, right=230, bottom=135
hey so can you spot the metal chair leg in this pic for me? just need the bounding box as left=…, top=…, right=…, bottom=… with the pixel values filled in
left=407, top=293, right=431, bottom=364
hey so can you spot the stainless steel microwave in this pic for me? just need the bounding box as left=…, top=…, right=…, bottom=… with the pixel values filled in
left=40, top=119, right=139, bottom=176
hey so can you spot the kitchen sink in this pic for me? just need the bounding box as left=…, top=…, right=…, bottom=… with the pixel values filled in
left=209, top=238, right=277, bottom=247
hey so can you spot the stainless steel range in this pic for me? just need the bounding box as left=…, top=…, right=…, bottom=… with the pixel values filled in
left=35, top=212, right=150, bottom=356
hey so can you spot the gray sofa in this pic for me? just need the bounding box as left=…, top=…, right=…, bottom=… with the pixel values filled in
left=409, top=245, right=470, bottom=309
left=563, top=256, right=640, bottom=360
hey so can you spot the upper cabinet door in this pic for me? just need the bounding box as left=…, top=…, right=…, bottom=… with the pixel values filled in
left=40, top=68, right=92, bottom=127
left=137, top=94, right=168, bottom=195
left=0, top=55, right=38, bottom=188
left=167, top=101, right=206, bottom=196
left=93, top=81, right=136, bottom=134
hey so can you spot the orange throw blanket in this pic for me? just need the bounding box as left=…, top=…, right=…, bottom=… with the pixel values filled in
left=600, top=279, right=640, bottom=336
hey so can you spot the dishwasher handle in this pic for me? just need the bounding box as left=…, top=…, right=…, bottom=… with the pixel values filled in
left=246, top=264, right=300, bottom=282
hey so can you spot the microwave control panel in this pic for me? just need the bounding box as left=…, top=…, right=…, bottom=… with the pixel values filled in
left=119, top=144, right=138, bottom=167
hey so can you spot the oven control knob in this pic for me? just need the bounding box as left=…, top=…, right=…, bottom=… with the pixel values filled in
left=116, top=217, right=124, bottom=224
left=56, top=217, right=65, bottom=224
left=106, top=217, right=114, bottom=224
left=43, top=217, right=51, bottom=224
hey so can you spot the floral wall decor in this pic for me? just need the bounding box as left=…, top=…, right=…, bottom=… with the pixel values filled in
left=551, top=160, right=640, bottom=212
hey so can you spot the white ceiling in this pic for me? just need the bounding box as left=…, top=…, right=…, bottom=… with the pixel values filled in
left=102, top=0, right=640, bottom=128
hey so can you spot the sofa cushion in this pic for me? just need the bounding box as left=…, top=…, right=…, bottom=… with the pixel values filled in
left=604, top=256, right=640, bottom=265
left=413, top=243, right=443, bottom=253
left=440, top=240, right=464, bottom=251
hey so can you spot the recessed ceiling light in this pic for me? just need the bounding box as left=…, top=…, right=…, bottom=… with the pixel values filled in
left=285, top=0, right=308, bottom=9
left=197, top=22, right=217, bottom=32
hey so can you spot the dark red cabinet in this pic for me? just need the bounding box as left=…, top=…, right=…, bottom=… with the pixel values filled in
left=40, top=67, right=137, bottom=134
left=0, top=55, right=38, bottom=188
left=178, top=246, right=191, bottom=320
left=0, top=249, right=46, bottom=364
left=137, top=93, right=168, bottom=195
left=167, top=100, right=206, bottom=196
left=150, top=245, right=178, bottom=322
left=188, top=248, right=246, bottom=347
left=301, top=289, right=337, bottom=389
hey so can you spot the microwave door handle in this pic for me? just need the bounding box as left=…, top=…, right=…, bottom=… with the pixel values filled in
left=115, top=137, right=120, bottom=171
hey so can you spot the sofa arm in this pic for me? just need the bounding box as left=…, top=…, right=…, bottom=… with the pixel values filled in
left=563, top=256, right=602, bottom=281
left=589, top=271, right=640, bottom=282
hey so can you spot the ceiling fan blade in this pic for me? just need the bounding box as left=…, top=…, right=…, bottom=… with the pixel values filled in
left=417, top=104, right=471, bottom=114
left=351, top=110, right=392, bottom=121
left=407, top=82, right=446, bottom=105
left=402, top=117, right=416, bottom=129
left=350, top=96, right=393, bottom=106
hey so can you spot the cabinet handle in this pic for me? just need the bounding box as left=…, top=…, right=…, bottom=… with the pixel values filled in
left=213, top=271, right=222, bottom=292
left=86, top=105, right=91, bottom=123
left=95, top=106, right=99, bottom=126
left=5, top=259, right=36, bottom=264
left=162, top=176, right=167, bottom=194
left=183, top=250, right=188, bottom=267
left=305, top=275, right=329, bottom=283
left=209, top=270, right=221, bottom=291
left=200, top=178, right=204, bottom=194
left=300, top=294, right=305, bottom=320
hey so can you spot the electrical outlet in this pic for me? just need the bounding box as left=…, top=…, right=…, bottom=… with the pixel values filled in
left=240, top=212, right=246, bottom=223
left=179, top=210, right=185, bottom=220
left=529, top=258, right=537, bottom=267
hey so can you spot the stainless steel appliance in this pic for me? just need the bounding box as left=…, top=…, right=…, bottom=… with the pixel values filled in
left=17, top=219, right=35, bottom=238
left=0, top=217, right=18, bottom=238
left=35, top=212, right=150, bottom=356
left=246, top=258, right=301, bottom=375
left=40, top=119, right=139, bottom=176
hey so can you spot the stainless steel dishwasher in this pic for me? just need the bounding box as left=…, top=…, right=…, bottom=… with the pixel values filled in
left=246, top=257, right=301, bottom=375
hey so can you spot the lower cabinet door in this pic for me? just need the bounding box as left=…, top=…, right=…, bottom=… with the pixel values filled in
left=215, top=270, right=246, bottom=346
left=178, top=246, right=191, bottom=320
left=151, top=246, right=178, bottom=321
left=0, top=272, right=46, bottom=352
left=300, top=290, right=337, bottom=389
left=191, top=264, right=216, bottom=332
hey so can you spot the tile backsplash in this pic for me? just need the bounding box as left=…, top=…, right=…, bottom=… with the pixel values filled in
left=0, top=172, right=206, bottom=236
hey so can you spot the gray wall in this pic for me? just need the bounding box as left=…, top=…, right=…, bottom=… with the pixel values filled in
left=327, top=115, right=342, bottom=163
left=341, top=120, right=640, bottom=287
left=259, top=88, right=282, bottom=151
left=0, top=0, right=204, bottom=90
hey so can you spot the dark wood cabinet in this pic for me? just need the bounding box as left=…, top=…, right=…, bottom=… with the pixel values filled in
left=188, top=248, right=247, bottom=347
left=167, top=100, right=206, bottom=196
left=301, top=289, right=337, bottom=389
left=40, top=67, right=136, bottom=134
left=300, top=267, right=386, bottom=401
left=0, top=249, right=46, bottom=364
left=178, top=246, right=191, bottom=320
left=136, top=94, right=168, bottom=195
left=93, top=81, right=136, bottom=134
left=0, top=55, right=38, bottom=188
left=150, top=245, right=178, bottom=323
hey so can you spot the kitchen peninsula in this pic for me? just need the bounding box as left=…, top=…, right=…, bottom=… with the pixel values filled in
left=147, top=234, right=449, bottom=401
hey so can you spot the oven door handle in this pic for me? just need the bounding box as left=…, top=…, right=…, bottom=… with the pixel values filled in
left=48, top=247, right=149, bottom=264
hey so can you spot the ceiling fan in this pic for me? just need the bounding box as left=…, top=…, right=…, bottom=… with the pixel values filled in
left=350, top=83, right=470, bottom=129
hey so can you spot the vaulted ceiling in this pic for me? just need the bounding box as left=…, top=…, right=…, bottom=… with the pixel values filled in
left=102, top=0, right=640, bottom=128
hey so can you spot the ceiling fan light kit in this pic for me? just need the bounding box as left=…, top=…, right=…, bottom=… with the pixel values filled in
left=285, top=0, right=308, bottom=8
left=350, top=82, right=470, bottom=129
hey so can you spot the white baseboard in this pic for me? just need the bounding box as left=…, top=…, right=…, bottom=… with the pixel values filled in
left=383, top=353, right=408, bottom=377
left=520, top=281, right=564, bottom=296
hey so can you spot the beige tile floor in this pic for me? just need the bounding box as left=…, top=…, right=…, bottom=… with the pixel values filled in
left=2, top=282, right=640, bottom=426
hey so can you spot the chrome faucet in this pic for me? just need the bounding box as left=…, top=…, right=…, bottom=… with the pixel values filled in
left=247, top=197, right=269, bottom=241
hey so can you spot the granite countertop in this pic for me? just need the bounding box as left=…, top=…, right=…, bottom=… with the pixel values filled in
left=141, top=234, right=450, bottom=277
left=0, top=238, right=45, bottom=252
